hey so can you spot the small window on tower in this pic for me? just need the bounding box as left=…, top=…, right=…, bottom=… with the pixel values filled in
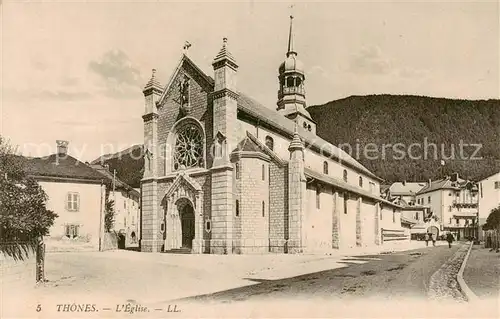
left=359, top=176, right=363, bottom=187
left=323, top=161, right=328, bottom=175
left=235, top=163, right=240, bottom=179
left=265, top=136, right=274, bottom=151
left=316, top=185, right=321, bottom=209
left=343, top=170, right=348, bottom=182
left=262, top=164, right=265, bottom=180
left=235, top=200, right=240, bottom=217
left=262, top=201, right=266, bottom=217
left=343, top=193, right=348, bottom=214
left=296, top=78, right=302, bottom=86
left=287, top=77, right=294, bottom=87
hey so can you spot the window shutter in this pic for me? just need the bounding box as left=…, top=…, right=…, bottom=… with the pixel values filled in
left=75, top=193, right=80, bottom=211
left=66, top=193, right=72, bottom=210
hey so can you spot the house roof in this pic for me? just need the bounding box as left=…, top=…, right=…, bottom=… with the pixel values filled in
left=389, top=182, right=426, bottom=195
left=304, top=167, right=401, bottom=208
left=90, top=165, right=140, bottom=197
left=24, top=154, right=104, bottom=182
left=159, top=54, right=382, bottom=182
left=417, top=176, right=477, bottom=195
left=400, top=216, right=418, bottom=225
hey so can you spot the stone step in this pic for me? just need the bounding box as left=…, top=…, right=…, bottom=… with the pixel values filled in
left=163, top=248, right=192, bottom=254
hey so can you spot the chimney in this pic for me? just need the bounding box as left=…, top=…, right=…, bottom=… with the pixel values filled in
left=56, top=140, right=69, bottom=156
left=451, top=172, right=459, bottom=182
left=428, top=179, right=432, bottom=187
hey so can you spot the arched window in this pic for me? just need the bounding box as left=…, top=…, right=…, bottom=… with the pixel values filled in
left=296, top=78, right=302, bottom=86
left=235, top=200, right=240, bottom=217
left=287, top=77, right=294, bottom=87
left=359, top=176, right=363, bottom=187
left=343, top=169, right=348, bottom=182
left=173, top=120, right=204, bottom=171
left=323, top=161, right=328, bottom=175
left=265, top=136, right=274, bottom=151
left=262, top=201, right=266, bottom=217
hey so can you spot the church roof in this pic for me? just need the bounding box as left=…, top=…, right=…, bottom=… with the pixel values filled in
left=158, top=54, right=382, bottom=181
left=235, top=136, right=263, bottom=153
left=304, top=167, right=400, bottom=208
left=237, top=93, right=381, bottom=180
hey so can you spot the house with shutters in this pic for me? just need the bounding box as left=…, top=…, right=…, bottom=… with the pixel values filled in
left=140, top=15, right=405, bottom=254
left=415, top=173, right=479, bottom=241
left=24, top=141, right=106, bottom=251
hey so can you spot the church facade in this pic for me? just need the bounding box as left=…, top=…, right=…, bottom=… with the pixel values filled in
left=140, top=16, right=404, bottom=254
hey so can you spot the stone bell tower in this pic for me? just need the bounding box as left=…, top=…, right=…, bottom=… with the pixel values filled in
left=210, top=38, right=239, bottom=254
left=277, top=15, right=316, bottom=135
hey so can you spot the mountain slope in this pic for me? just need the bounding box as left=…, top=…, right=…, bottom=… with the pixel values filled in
left=308, top=94, right=500, bottom=182
left=92, top=145, right=144, bottom=188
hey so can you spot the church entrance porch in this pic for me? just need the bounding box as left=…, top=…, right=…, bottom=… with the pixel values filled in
left=161, top=170, right=204, bottom=254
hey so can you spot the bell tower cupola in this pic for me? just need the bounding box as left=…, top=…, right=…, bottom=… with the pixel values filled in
left=277, top=14, right=316, bottom=134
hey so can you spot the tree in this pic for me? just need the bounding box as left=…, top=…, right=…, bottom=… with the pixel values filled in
left=483, top=205, right=500, bottom=252
left=0, top=136, right=57, bottom=259
left=104, top=196, right=115, bottom=233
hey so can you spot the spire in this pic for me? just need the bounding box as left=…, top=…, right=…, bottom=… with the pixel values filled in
left=288, top=122, right=304, bottom=152
left=287, top=14, right=296, bottom=57
left=213, top=37, right=238, bottom=68
left=143, top=68, right=162, bottom=94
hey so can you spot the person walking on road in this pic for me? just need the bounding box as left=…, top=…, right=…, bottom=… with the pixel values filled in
left=446, top=233, right=454, bottom=248
left=425, top=233, right=430, bottom=246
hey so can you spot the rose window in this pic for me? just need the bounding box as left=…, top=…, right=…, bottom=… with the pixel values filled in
left=173, top=123, right=203, bottom=170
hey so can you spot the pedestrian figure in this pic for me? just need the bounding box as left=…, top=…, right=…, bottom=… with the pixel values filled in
left=424, top=233, right=430, bottom=247
left=446, top=233, right=454, bottom=248
left=431, top=233, right=436, bottom=247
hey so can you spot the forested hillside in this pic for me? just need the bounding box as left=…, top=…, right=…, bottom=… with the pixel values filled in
left=308, top=94, right=500, bottom=182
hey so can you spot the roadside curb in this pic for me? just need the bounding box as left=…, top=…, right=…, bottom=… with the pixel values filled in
left=457, top=241, right=479, bottom=303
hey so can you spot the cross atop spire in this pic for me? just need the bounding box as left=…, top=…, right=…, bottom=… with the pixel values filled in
left=287, top=9, right=297, bottom=57
left=183, top=41, right=192, bottom=55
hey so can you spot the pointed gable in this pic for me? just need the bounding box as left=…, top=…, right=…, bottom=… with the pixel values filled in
left=164, top=170, right=202, bottom=199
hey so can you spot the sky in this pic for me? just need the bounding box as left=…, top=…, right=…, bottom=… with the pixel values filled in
left=1, top=0, right=499, bottom=162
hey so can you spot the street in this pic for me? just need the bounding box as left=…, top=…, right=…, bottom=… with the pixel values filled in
left=3, top=242, right=498, bottom=318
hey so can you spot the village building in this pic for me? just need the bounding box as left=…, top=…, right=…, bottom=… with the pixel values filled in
left=24, top=141, right=106, bottom=251
left=385, top=181, right=431, bottom=240
left=415, top=173, right=479, bottom=241
left=91, top=164, right=141, bottom=248
left=477, top=171, right=500, bottom=241
left=140, top=16, right=405, bottom=254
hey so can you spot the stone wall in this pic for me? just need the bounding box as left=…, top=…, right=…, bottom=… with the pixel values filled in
left=269, top=162, right=288, bottom=252
left=234, top=157, right=270, bottom=254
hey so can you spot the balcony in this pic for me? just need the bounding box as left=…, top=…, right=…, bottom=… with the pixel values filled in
left=452, top=202, right=478, bottom=209
left=278, top=86, right=306, bottom=98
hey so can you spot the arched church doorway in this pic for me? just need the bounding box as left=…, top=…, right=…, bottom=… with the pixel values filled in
left=177, top=199, right=195, bottom=249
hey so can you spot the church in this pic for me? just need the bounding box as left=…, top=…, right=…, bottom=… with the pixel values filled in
left=140, top=16, right=404, bottom=254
